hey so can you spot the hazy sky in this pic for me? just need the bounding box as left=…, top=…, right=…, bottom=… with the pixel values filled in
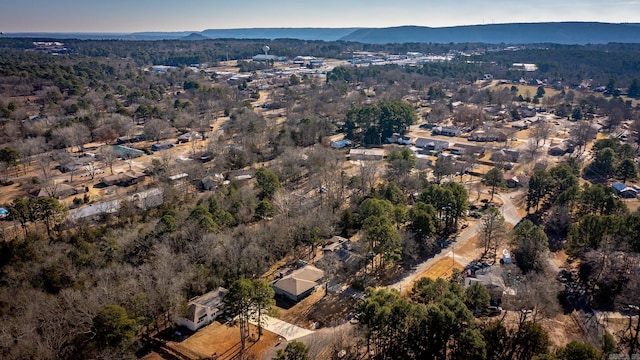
left=3, top=0, right=640, bottom=33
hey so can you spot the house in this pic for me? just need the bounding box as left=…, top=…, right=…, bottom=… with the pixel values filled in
left=272, top=265, right=325, bottom=302
left=449, top=143, right=486, bottom=157
left=511, top=121, right=529, bottom=130
left=432, top=126, right=461, bottom=137
left=201, top=174, right=225, bottom=190
left=415, top=154, right=433, bottom=169
left=322, top=134, right=345, bottom=147
left=130, top=188, right=163, bottom=209
left=101, top=170, right=146, bottom=187
left=67, top=199, right=120, bottom=222
left=322, top=236, right=350, bottom=253
left=151, top=142, right=175, bottom=151
left=415, top=137, right=449, bottom=151
left=548, top=144, right=569, bottom=156
left=176, top=287, right=227, bottom=332
left=612, top=182, right=638, bottom=199
left=58, top=157, right=95, bottom=173
left=397, top=135, right=413, bottom=145
left=31, top=183, right=80, bottom=199
left=491, top=149, right=520, bottom=163
left=116, top=134, right=145, bottom=144
left=468, top=130, right=507, bottom=143
left=113, top=145, right=144, bottom=159
left=349, top=148, right=385, bottom=161
left=330, top=139, right=352, bottom=149
left=177, top=132, right=203, bottom=143
left=320, top=237, right=363, bottom=271
left=503, top=174, right=521, bottom=188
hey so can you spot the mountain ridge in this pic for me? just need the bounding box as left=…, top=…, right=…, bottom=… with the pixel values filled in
left=3, top=22, right=640, bottom=44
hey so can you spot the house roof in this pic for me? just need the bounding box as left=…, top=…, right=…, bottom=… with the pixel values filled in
left=612, top=182, right=629, bottom=192
left=32, top=183, right=76, bottom=198
left=186, top=287, right=227, bottom=323
left=273, top=277, right=318, bottom=298
left=272, top=265, right=325, bottom=297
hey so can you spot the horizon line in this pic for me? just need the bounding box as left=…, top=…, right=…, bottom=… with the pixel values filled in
left=3, top=20, right=640, bottom=35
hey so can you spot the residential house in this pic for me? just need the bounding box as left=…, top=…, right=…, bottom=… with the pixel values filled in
left=201, top=174, right=225, bottom=190
left=177, top=131, right=203, bottom=143
left=612, top=182, right=638, bottom=199
left=113, top=145, right=144, bottom=159
left=415, top=137, right=449, bottom=151
left=432, top=126, right=461, bottom=137
left=101, top=170, right=146, bottom=187
left=491, top=149, right=520, bottom=163
left=58, top=157, right=95, bottom=173
left=349, top=148, right=385, bottom=161
left=151, top=142, right=175, bottom=151
left=130, top=188, right=163, bottom=210
left=415, top=154, right=433, bottom=169
left=468, top=130, right=507, bottom=143
left=503, top=174, right=521, bottom=188
left=330, top=139, right=352, bottom=149
left=397, top=135, right=413, bottom=145
left=322, top=134, right=345, bottom=147
left=176, top=287, right=227, bottom=331
left=548, top=141, right=574, bottom=156
left=449, top=143, right=486, bottom=157
left=31, top=183, right=81, bottom=199
left=116, top=134, right=145, bottom=144
left=272, top=265, right=325, bottom=302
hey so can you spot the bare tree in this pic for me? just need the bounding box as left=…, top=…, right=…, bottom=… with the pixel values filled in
left=530, top=120, right=554, bottom=146
left=37, top=154, right=59, bottom=198
left=84, top=160, right=101, bottom=181
left=99, top=146, right=119, bottom=175
left=14, top=137, right=47, bottom=173
left=571, top=121, right=598, bottom=154
left=143, top=118, right=174, bottom=143
left=480, top=208, right=507, bottom=262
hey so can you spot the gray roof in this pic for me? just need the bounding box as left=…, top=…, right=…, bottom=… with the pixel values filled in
left=272, top=265, right=325, bottom=297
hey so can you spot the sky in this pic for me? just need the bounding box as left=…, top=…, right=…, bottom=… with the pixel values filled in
left=3, top=0, right=640, bottom=33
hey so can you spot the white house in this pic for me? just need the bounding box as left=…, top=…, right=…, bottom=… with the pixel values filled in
left=176, top=287, right=227, bottom=331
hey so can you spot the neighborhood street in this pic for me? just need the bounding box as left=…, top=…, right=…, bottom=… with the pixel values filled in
left=388, top=188, right=526, bottom=293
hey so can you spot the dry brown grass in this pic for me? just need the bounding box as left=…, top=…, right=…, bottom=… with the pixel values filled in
left=174, top=321, right=280, bottom=360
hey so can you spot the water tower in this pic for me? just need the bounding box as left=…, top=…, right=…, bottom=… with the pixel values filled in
left=262, top=45, right=271, bottom=65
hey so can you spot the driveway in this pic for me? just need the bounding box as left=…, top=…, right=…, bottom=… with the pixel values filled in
left=496, top=189, right=525, bottom=226
left=249, top=315, right=314, bottom=341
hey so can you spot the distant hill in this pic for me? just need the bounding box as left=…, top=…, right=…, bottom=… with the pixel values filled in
left=339, top=22, right=640, bottom=45
left=4, top=23, right=640, bottom=44
left=180, top=33, right=211, bottom=41
left=199, top=28, right=360, bottom=41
